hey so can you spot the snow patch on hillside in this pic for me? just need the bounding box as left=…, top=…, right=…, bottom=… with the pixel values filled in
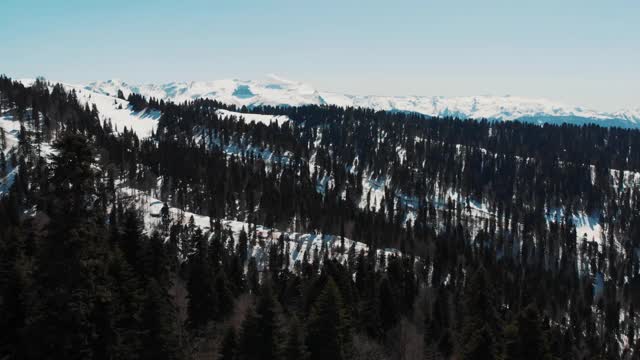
left=0, top=115, right=21, bottom=194
left=215, top=109, right=289, bottom=126
left=546, top=209, right=605, bottom=250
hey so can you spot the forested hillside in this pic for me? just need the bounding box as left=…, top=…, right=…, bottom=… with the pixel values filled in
left=2, top=75, right=640, bottom=359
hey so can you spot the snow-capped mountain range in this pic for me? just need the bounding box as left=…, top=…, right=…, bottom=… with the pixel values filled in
left=12, top=75, right=638, bottom=128
left=82, top=75, right=640, bottom=128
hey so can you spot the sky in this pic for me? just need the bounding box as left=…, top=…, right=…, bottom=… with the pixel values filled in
left=1, top=0, right=638, bottom=111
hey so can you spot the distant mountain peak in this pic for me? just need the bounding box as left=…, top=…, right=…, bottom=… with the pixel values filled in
left=265, top=73, right=297, bottom=85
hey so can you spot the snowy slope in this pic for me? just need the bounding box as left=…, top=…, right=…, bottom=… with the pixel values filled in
left=0, top=113, right=55, bottom=195
left=120, top=186, right=402, bottom=270
left=84, top=75, right=640, bottom=128
left=62, top=83, right=161, bottom=137
left=13, top=79, right=161, bottom=138
left=0, top=114, right=21, bottom=195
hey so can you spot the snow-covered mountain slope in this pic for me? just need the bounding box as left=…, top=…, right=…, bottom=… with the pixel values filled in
left=63, top=83, right=161, bottom=137
left=17, top=79, right=161, bottom=137
left=84, top=75, right=640, bottom=128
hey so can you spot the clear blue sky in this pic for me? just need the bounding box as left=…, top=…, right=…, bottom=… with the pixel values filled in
left=1, top=0, right=638, bottom=111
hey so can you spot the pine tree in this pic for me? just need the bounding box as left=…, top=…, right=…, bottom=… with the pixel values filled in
left=0, top=232, right=31, bottom=359
left=213, top=271, right=235, bottom=319
left=160, top=202, right=170, bottom=231
left=140, top=278, right=180, bottom=360
left=237, top=283, right=285, bottom=360
left=24, top=133, right=118, bottom=359
left=238, top=227, right=249, bottom=264
left=186, top=232, right=216, bottom=331
left=0, top=127, right=6, bottom=150
left=121, top=208, right=145, bottom=274
left=306, top=278, right=353, bottom=360
left=0, top=151, right=6, bottom=179
left=461, top=267, right=502, bottom=360
left=109, top=248, right=145, bottom=359
left=504, top=305, right=552, bottom=360
left=379, top=276, right=400, bottom=333
left=47, top=133, right=96, bottom=220
left=284, top=316, right=309, bottom=360
left=247, top=257, right=259, bottom=294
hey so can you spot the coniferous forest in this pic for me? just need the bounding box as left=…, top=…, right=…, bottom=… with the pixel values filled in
left=3, top=75, right=640, bottom=359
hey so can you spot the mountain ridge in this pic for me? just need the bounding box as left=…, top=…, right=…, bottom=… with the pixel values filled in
left=82, top=76, right=640, bottom=128
left=15, top=76, right=640, bottom=128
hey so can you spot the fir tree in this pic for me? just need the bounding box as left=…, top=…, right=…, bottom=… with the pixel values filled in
left=504, top=305, right=552, bottom=360
left=461, top=267, right=502, bottom=360
left=284, top=316, right=309, bottom=360
left=306, top=278, right=353, bottom=360
left=237, top=283, right=285, bottom=360
left=140, top=278, right=180, bottom=360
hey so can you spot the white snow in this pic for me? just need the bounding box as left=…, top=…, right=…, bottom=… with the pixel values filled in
left=62, top=83, right=161, bottom=137
left=84, top=75, right=325, bottom=108
left=0, top=114, right=21, bottom=194
left=119, top=186, right=406, bottom=270
left=546, top=208, right=605, bottom=251
left=0, top=113, right=55, bottom=195
left=14, top=79, right=161, bottom=138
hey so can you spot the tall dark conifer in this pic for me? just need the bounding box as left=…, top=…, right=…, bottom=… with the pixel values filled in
left=306, top=278, right=352, bottom=360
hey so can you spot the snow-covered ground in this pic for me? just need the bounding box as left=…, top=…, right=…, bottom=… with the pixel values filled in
left=0, top=114, right=24, bottom=194
left=0, top=115, right=20, bottom=196
left=194, top=127, right=293, bottom=168
left=0, top=112, right=55, bottom=195
left=0, top=115, right=22, bottom=148
left=62, top=84, right=161, bottom=137
left=119, top=187, right=404, bottom=271
left=547, top=209, right=603, bottom=246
